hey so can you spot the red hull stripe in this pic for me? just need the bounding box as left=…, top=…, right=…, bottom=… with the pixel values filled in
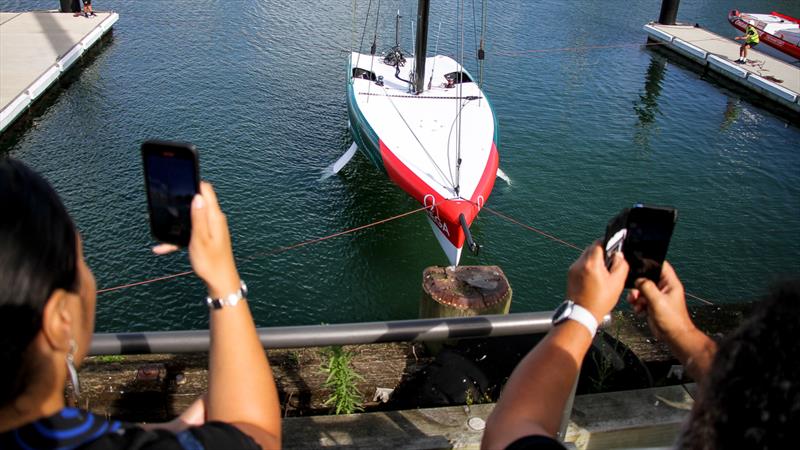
left=379, top=140, right=499, bottom=248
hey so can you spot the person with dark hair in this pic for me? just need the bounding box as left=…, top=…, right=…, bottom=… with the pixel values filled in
left=0, top=158, right=281, bottom=449
left=481, top=239, right=798, bottom=449
left=630, top=270, right=799, bottom=448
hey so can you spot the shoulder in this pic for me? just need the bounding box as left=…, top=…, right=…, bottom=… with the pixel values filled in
left=83, top=422, right=262, bottom=450
left=504, top=435, right=567, bottom=450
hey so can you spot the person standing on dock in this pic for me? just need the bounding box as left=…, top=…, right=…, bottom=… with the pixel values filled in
left=82, top=0, right=96, bottom=18
left=735, top=24, right=759, bottom=63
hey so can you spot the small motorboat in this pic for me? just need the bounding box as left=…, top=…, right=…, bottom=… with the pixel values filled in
left=728, top=10, right=800, bottom=60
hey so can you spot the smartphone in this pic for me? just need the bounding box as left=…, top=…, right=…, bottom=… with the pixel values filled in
left=603, top=204, right=677, bottom=288
left=141, top=140, right=199, bottom=246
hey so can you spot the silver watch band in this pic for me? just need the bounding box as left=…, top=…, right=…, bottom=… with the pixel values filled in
left=206, top=280, right=248, bottom=309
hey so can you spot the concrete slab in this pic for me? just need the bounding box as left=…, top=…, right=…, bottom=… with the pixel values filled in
left=282, top=385, right=693, bottom=449
left=644, top=23, right=800, bottom=115
left=0, top=10, right=118, bottom=132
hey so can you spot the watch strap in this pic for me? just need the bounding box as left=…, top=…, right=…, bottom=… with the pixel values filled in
left=566, top=303, right=598, bottom=337
left=206, top=280, right=248, bottom=309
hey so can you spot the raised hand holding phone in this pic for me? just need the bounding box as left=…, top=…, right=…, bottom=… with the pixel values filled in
left=603, top=204, right=677, bottom=288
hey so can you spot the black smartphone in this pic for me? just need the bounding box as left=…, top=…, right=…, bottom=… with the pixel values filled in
left=603, top=204, right=677, bottom=288
left=141, top=140, right=199, bottom=246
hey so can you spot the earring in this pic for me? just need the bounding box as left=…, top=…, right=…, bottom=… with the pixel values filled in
left=66, top=339, right=81, bottom=399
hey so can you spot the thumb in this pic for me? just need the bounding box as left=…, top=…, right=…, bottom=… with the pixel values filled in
left=608, top=252, right=629, bottom=284
left=190, top=194, right=209, bottom=241
left=635, top=278, right=663, bottom=307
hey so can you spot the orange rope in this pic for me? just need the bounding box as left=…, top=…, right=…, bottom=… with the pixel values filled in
left=482, top=206, right=583, bottom=251
left=96, top=205, right=430, bottom=295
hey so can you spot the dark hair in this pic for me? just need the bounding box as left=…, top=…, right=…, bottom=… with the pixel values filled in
left=0, top=158, right=78, bottom=406
left=680, top=279, right=800, bottom=449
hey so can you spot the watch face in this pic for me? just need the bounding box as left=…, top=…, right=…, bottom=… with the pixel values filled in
left=552, top=300, right=574, bottom=324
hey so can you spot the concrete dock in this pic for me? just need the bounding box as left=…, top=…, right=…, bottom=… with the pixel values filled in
left=0, top=10, right=119, bottom=133
left=644, top=23, right=800, bottom=115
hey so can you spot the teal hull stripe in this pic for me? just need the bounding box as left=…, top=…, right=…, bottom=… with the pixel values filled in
left=346, top=60, right=385, bottom=172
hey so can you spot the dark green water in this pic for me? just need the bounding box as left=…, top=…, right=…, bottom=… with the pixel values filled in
left=2, top=0, right=799, bottom=332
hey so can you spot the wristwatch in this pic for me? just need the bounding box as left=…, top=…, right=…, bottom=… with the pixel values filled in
left=551, top=300, right=598, bottom=337
left=206, top=280, right=248, bottom=309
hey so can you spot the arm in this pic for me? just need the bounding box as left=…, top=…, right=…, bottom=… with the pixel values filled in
left=189, top=182, right=281, bottom=449
left=482, top=243, right=628, bottom=450
left=140, top=396, right=207, bottom=433
left=626, top=262, right=716, bottom=382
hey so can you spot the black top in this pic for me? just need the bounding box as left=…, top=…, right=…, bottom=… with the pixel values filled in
left=0, top=407, right=261, bottom=450
left=505, top=435, right=567, bottom=450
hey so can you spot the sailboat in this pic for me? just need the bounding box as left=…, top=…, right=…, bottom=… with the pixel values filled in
left=343, top=0, right=499, bottom=266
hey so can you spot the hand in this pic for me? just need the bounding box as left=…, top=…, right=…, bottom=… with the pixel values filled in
left=566, top=241, right=629, bottom=322
left=626, top=261, right=693, bottom=342
left=140, top=395, right=206, bottom=433
left=174, top=395, right=207, bottom=429
left=153, top=183, right=241, bottom=297
left=187, top=182, right=241, bottom=298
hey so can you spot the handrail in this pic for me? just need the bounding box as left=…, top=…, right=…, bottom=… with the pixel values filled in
left=89, top=311, right=554, bottom=355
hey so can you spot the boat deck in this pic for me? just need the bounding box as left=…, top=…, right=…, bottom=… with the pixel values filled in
left=0, top=10, right=119, bottom=133
left=644, top=23, right=800, bottom=115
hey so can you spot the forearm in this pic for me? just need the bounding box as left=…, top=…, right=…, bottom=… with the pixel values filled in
left=207, top=301, right=281, bottom=440
left=664, top=326, right=717, bottom=381
left=483, top=322, right=593, bottom=449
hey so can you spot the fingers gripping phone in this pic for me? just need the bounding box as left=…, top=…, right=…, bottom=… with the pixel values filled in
left=141, top=140, right=199, bottom=246
left=604, top=204, right=677, bottom=288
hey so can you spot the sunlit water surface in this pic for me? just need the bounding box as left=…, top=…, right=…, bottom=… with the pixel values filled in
left=1, top=0, right=798, bottom=332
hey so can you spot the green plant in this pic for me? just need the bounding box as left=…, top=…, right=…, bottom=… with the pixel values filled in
left=96, top=355, right=125, bottom=363
left=589, top=312, right=623, bottom=392
left=285, top=350, right=299, bottom=366
left=320, top=346, right=364, bottom=415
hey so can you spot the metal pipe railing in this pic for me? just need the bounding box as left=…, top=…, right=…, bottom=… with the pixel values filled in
left=89, top=311, right=554, bottom=355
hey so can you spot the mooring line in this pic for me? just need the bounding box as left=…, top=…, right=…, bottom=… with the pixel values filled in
left=482, top=205, right=715, bottom=305
left=482, top=206, right=583, bottom=251
left=96, top=205, right=430, bottom=295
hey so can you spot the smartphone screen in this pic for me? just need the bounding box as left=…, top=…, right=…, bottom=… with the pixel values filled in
left=141, top=140, right=199, bottom=246
left=604, top=205, right=677, bottom=288
left=623, top=205, right=677, bottom=288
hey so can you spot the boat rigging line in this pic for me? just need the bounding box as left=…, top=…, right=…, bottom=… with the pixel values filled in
left=384, top=9, right=411, bottom=85
left=453, top=0, right=466, bottom=196
left=366, top=0, right=382, bottom=101
left=96, top=204, right=432, bottom=295
left=478, top=0, right=487, bottom=88
left=379, top=83, right=457, bottom=191
left=353, top=0, right=375, bottom=82
left=426, top=21, right=443, bottom=91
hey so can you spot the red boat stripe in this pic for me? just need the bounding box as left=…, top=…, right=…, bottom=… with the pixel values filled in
left=378, top=140, right=498, bottom=248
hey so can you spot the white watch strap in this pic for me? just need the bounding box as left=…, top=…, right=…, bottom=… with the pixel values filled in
left=567, top=303, right=598, bottom=337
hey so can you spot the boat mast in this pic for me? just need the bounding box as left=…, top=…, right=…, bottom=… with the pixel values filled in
left=413, top=0, right=430, bottom=94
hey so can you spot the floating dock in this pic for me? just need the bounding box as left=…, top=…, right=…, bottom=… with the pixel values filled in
left=0, top=11, right=119, bottom=133
left=644, top=23, right=800, bottom=115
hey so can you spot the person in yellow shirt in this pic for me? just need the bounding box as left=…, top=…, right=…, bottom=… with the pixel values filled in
left=734, top=24, right=760, bottom=63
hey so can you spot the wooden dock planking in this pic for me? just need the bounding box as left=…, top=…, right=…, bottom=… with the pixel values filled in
left=644, top=23, right=800, bottom=115
left=0, top=10, right=119, bottom=133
